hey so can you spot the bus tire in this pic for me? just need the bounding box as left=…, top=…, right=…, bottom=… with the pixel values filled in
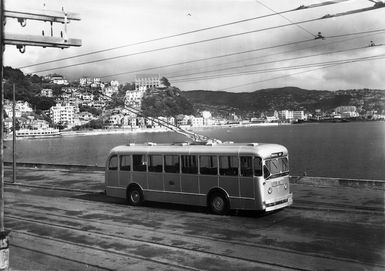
left=127, top=185, right=144, bottom=206
left=209, top=192, right=229, bottom=215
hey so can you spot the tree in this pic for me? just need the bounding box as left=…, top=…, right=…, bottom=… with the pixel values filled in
left=160, top=77, right=171, bottom=87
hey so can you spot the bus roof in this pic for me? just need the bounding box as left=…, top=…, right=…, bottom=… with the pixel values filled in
left=108, top=142, right=288, bottom=159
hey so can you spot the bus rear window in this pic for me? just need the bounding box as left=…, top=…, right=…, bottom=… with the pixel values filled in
left=219, top=156, right=238, bottom=176
left=133, top=154, right=147, bottom=172
left=200, top=155, right=218, bottom=175
left=148, top=155, right=163, bottom=172
left=108, top=155, right=118, bottom=170
left=181, top=155, right=198, bottom=174
left=164, top=155, right=179, bottom=173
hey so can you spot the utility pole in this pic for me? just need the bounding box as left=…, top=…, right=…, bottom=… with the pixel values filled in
left=0, top=2, right=81, bottom=269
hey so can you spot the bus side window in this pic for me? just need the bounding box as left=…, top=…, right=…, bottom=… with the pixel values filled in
left=181, top=155, right=198, bottom=174
left=108, top=155, right=118, bottom=170
left=164, top=155, right=179, bottom=173
left=254, top=157, right=262, bottom=176
left=148, top=155, right=163, bottom=172
left=219, top=156, right=238, bottom=176
left=200, top=155, right=218, bottom=175
left=120, top=155, right=131, bottom=171
left=133, top=154, right=147, bottom=172
left=240, top=156, right=252, bottom=177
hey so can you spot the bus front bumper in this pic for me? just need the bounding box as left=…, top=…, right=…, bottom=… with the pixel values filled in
left=264, top=193, right=293, bottom=212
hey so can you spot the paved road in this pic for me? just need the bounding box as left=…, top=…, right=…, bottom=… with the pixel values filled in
left=3, top=167, right=385, bottom=270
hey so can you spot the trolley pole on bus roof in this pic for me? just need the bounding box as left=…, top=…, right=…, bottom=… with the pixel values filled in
left=0, top=1, right=81, bottom=268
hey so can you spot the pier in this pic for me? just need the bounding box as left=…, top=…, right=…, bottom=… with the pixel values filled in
left=3, top=165, right=385, bottom=270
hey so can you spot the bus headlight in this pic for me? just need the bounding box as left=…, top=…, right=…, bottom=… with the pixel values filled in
left=284, top=183, right=288, bottom=190
left=268, top=187, right=273, bottom=194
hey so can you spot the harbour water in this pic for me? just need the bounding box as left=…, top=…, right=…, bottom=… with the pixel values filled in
left=4, top=121, right=385, bottom=180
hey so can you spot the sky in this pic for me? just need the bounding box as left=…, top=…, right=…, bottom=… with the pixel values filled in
left=3, top=0, right=385, bottom=92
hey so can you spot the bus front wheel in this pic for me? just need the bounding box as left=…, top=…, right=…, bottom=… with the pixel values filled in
left=127, top=186, right=143, bottom=206
left=209, top=193, right=228, bottom=215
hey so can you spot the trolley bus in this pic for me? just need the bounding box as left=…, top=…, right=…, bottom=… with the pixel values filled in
left=105, top=142, right=293, bottom=214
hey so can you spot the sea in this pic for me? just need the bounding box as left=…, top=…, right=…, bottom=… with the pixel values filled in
left=4, top=121, right=385, bottom=180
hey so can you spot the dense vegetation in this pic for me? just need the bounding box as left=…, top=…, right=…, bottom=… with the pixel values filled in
left=3, top=66, right=56, bottom=111
left=141, top=86, right=195, bottom=117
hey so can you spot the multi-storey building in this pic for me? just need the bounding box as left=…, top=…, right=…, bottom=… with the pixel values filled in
left=135, top=74, right=160, bottom=91
left=50, top=104, right=75, bottom=125
left=125, top=89, right=145, bottom=109
left=41, top=88, right=53, bottom=97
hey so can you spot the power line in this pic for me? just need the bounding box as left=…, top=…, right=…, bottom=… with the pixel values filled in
left=216, top=53, right=385, bottom=91
left=18, top=0, right=352, bottom=69
left=28, top=3, right=385, bottom=74
left=168, top=43, right=385, bottom=80
left=97, top=28, right=385, bottom=79
left=256, top=0, right=315, bottom=38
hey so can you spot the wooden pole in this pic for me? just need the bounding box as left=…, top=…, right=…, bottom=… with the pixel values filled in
left=12, top=84, right=15, bottom=184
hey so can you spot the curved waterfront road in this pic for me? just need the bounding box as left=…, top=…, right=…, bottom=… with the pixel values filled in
left=4, top=167, right=385, bottom=271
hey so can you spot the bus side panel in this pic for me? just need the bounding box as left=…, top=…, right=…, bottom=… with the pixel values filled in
left=148, top=172, right=164, bottom=191
left=119, top=171, right=131, bottom=188
left=181, top=175, right=199, bottom=194
left=219, top=176, right=239, bottom=197
left=199, top=175, right=218, bottom=195
left=254, top=178, right=264, bottom=210
left=144, top=190, right=206, bottom=206
left=106, top=187, right=126, bottom=198
left=164, top=173, right=181, bottom=192
left=106, top=168, right=119, bottom=187
left=239, top=177, right=254, bottom=198
left=132, top=172, right=148, bottom=190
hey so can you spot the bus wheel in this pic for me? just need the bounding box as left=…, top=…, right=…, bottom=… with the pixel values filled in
left=127, top=186, right=143, bottom=206
left=209, top=193, right=228, bottom=215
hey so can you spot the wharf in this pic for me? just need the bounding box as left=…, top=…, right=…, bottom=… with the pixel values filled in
left=3, top=166, right=385, bottom=271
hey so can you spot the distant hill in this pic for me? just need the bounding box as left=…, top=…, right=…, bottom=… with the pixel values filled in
left=183, top=87, right=385, bottom=116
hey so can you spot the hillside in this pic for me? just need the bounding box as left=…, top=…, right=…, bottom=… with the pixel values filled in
left=141, top=86, right=195, bottom=117
left=183, top=87, right=385, bottom=117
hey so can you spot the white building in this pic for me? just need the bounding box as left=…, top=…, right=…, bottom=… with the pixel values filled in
left=41, top=88, right=53, bottom=97
left=135, top=74, right=160, bottom=91
left=125, top=89, right=145, bottom=109
left=50, top=104, right=75, bottom=125
left=16, top=101, right=33, bottom=114
left=104, top=86, right=119, bottom=97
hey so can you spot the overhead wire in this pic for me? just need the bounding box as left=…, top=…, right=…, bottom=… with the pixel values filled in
left=98, top=28, right=385, bottom=79
left=168, top=43, right=385, bottom=81
left=216, top=52, right=385, bottom=91
left=27, top=2, right=385, bottom=74
left=18, top=0, right=352, bottom=69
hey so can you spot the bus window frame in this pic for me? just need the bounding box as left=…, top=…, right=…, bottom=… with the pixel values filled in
left=148, top=154, right=163, bottom=173
left=164, top=154, right=180, bottom=174
left=199, top=155, right=218, bottom=175
left=108, top=155, right=118, bottom=171
left=132, top=154, right=147, bottom=172
left=120, top=154, right=131, bottom=171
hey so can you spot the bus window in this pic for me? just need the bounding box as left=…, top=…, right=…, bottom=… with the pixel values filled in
left=133, top=154, right=147, bottom=172
left=181, top=155, right=198, bottom=174
left=200, top=155, right=218, bottom=175
left=120, top=155, right=131, bottom=171
left=240, top=156, right=252, bottom=177
left=254, top=157, right=262, bottom=176
left=219, top=156, right=238, bottom=176
left=148, top=155, right=163, bottom=172
left=108, top=155, right=118, bottom=170
left=164, top=155, right=179, bottom=173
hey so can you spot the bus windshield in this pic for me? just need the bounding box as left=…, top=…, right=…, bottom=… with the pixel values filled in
left=264, top=157, right=289, bottom=179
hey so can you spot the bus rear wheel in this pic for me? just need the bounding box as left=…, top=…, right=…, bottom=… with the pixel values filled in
left=209, top=193, right=228, bottom=215
left=127, top=186, right=143, bottom=206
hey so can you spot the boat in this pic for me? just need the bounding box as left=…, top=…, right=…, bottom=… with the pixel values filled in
left=14, top=128, right=61, bottom=138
